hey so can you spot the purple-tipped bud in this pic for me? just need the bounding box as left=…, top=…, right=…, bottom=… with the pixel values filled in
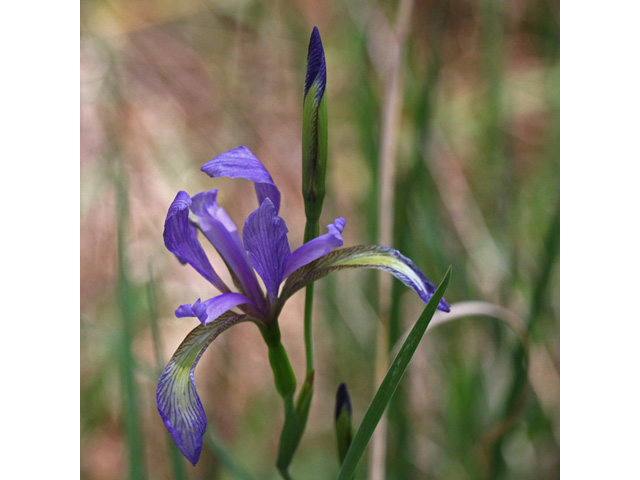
left=304, top=26, right=326, bottom=103
left=334, top=383, right=353, bottom=464
left=334, top=382, right=352, bottom=420
left=302, top=27, right=328, bottom=225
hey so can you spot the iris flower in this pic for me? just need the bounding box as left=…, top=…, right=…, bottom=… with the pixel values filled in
left=157, top=146, right=450, bottom=465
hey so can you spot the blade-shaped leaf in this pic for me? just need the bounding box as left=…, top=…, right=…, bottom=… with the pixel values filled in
left=280, top=245, right=450, bottom=312
left=337, top=267, right=451, bottom=480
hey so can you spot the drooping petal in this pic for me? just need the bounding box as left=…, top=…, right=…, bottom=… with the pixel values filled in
left=283, top=217, right=345, bottom=278
left=156, top=312, right=247, bottom=465
left=190, top=190, right=266, bottom=310
left=280, top=245, right=450, bottom=312
left=163, top=191, right=229, bottom=293
left=201, top=146, right=281, bottom=214
left=243, top=198, right=291, bottom=300
left=175, top=292, right=253, bottom=325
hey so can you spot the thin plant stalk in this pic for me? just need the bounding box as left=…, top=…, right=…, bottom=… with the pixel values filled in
left=370, top=1, right=414, bottom=478
left=303, top=220, right=320, bottom=375
left=115, top=160, right=148, bottom=480
left=146, top=272, right=189, bottom=480
left=104, top=52, right=148, bottom=479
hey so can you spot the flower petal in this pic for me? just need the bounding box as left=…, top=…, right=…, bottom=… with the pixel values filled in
left=283, top=217, right=345, bottom=278
left=190, top=190, right=266, bottom=310
left=201, top=146, right=281, bottom=214
left=163, top=191, right=229, bottom=293
left=243, top=198, right=291, bottom=300
left=280, top=245, right=450, bottom=312
left=175, top=292, right=253, bottom=325
left=156, top=312, right=247, bottom=465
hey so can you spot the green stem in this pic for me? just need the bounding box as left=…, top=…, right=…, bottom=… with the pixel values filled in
left=296, top=219, right=319, bottom=445
left=259, top=322, right=300, bottom=479
left=261, top=322, right=297, bottom=398
left=302, top=219, right=320, bottom=375
left=277, top=394, right=299, bottom=480
left=303, top=283, right=315, bottom=373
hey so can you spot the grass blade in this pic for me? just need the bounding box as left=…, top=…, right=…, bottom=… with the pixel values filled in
left=204, top=430, right=256, bottom=480
left=115, top=162, right=148, bottom=480
left=146, top=273, right=189, bottom=480
left=337, top=267, right=452, bottom=480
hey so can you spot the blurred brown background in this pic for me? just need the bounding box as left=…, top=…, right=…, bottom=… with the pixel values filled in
left=81, top=0, right=559, bottom=478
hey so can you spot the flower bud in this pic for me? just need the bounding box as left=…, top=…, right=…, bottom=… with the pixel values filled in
left=302, top=26, right=328, bottom=226
left=334, top=383, right=354, bottom=464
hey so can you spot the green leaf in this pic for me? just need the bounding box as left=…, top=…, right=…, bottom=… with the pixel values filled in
left=337, top=267, right=452, bottom=480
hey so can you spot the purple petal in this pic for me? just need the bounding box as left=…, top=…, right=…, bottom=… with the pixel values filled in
left=243, top=198, right=291, bottom=300
left=175, top=292, right=254, bottom=325
left=190, top=190, right=266, bottom=310
left=280, top=245, right=450, bottom=312
left=163, top=191, right=229, bottom=293
left=283, top=217, right=345, bottom=278
left=201, top=146, right=281, bottom=214
left=304, top=26, right=326, bottom=103
left=157, top=313, right=246, bottom=465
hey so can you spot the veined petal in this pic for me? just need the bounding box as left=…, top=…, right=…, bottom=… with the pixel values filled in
left=156, top=312, right=247, bottom=465
left=191, top=189, right=243, bottom=248
left=243, top=198, right=291, bottom=300
left=175, top=292, right=253, bottom=325
left=280, top=245, right=450, bottom=312
left=190, top=190, right=266, bottom=310
left=283, top=217, right=345, bottom=278
left=201, top=146, right=281, bottom=214
left=163, top=191, right=229, bottom=293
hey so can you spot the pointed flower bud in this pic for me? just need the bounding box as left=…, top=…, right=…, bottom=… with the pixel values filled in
left=304, top=27, right=327, bottom=103
left=302, top=26, right=328, bottom=226
left=334, top=383, right=354, bottom=464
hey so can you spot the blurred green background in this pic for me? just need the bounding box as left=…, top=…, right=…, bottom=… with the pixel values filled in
left=80, top=0, right=559, bottom=479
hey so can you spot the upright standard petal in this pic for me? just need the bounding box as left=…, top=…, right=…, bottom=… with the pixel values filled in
left=283, top=218, right=345, bottom=278
left=280, top=245, right=451, bottom=312
left=191, top=189, right=243, bottom=248
left=175, top=292, right=253, bottom=325
left=201, top=146, right=281, bottom=213
left=191, top=190, right=266, bottom=310
left=163, top=191, right=229, bottom=293
left=156, top=312, right=247, bottom=465
left=243, top=198, right=291, bottom=300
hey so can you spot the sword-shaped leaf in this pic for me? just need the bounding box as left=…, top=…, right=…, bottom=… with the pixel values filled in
left=337, top=268, right=451, bottom=480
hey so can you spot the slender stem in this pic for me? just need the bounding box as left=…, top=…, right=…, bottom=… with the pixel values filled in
left=303, top=283, right=315, bottom=373
left=277, top=393, right=298, bottom=480
left=259, top=322, right=301, bottom=478
left=302, top=219, right=320, bottom=375
left=370, top=1, right=414, bottom=478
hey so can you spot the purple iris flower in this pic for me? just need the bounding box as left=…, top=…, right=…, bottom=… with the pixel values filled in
left=157, top=146, right=449, bottom=465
